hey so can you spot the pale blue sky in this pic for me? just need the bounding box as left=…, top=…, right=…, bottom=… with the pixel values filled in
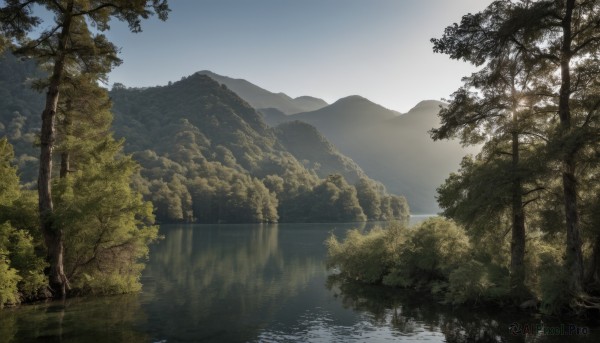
left=103, top=0, right=493, bottom=113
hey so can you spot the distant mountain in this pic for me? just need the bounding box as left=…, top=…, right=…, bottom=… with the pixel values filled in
left=287, top=95, right=399, bottom=131
left=110, top=75, right=408, bottom=222
left=271, top=98, right=475, bottom=214
left=188, top=72, right=473, bottom=214
left=258, top=107, right=288, bottom=127
left=274, top=120, right=368, bottom=184
left=197, top=71, right=328, bottom=114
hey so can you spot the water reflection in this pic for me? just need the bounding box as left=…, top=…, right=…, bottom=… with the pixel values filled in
left=140, top=223, right=339, bottom=342
left=2, top=222, right=598, bottom=342
left=0, top=295, right=149, bottom=342
left=324, top=277, right=599, bottom=343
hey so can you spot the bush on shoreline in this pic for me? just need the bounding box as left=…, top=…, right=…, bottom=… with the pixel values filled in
left=326, top=217, right=570, bottom=311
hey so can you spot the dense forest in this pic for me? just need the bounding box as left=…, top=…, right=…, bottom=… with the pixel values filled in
left=189, top=70, right=476, bottom=214
left=109, top=73, right=408, bottom=224
left=0, top=58, right=409, bottom=225
left=327, top=0, right=600, bottom=316
left=0, top=1, right=408, bottom=307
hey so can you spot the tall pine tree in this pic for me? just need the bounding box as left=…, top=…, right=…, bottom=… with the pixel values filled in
left=0, top=0, right=169, bottom=298
left=433, top=0, right=600, bottom=306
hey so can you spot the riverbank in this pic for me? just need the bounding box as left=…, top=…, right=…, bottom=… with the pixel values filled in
left=326, top=218, right=600, bottom=318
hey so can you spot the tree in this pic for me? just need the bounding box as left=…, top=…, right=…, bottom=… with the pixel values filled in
left=431, top=46, right=551, bottom=299
left=432, top=0, right=600, bottom=301
left=0, top=0, right=169, bottom=298
left=54, top=137, right=158, bottom=294
left=355, top=178, right=382, bottom=220
left=56, top=73, right=113, bottom=179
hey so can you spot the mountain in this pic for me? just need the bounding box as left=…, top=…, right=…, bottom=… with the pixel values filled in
left=196, top=71, right=328, bottom=114
left=110, top=69, right=471, bottom=214
left=109, top=74, right=407, bottom=222
left=191, top=70, right=471, bottom=213
left=258, top=107, right=288, bottom=127
left=285, top=95, right=399, bottom=131
left=269, top=98, right=475, bottom=214
left=0, top=55, right=408, bottom=223
left=274, top=120, right=368, bottom=184
left=0, top=53, right=44, bottom=185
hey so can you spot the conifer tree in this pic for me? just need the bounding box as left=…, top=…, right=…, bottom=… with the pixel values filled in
left=432, top=0, right=600, bottom=302
left=0, top=0, right=169, bottom=298
left=432, top=47, right=551, bottom=299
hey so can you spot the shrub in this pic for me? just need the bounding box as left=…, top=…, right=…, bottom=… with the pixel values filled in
left=0, top=252, right=20, bottom=308
left=383, top=218, right=471, bottom=291
left=0, top=222, right=46, bottom=306
left=535, top=241, right=570, bottom=315
left=446, top=260, right=509, bottom=304
left=327, top=218, right=471, bottom=293
left=326, top=226, right=390, bottom=283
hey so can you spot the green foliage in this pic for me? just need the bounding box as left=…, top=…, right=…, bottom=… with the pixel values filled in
left=306, top=174, right=366, bottom=222
left=355, top=178, right=382, bottom=219
left=0, top=251, right=20, bottom=308
left=0, top=224, right=46, bottom=300
left=383, top=218, right=471, bottom=291
left=447, top=260, right=509, bottom=305
left=327, top=218, right=521, bottom=305
left=54, top=137, right=158, bottom=295
left=526, top=236, right=571, bottom=315
left=328, top=218, right=471, bottom=293
left=0, top=138, right=20, bottom=206
left=0, top=141, right=46, bottom=306
left=326, top=227, right=391, bottom=283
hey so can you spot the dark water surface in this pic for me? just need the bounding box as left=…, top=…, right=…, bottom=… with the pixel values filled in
left=1, top=218, right=598, bottom=342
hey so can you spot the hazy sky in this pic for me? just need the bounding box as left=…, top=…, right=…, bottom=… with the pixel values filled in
left=104, top=0, right=494, bottom=113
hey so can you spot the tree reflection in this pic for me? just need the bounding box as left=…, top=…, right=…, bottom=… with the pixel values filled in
left=326, top=276, right=598, bottom=343
left=141, top=223, right=328, bottom=342
left=0, top=295, right=149, bottom=342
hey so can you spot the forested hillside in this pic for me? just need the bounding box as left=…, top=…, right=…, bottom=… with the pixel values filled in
left=110, top=73, right=408, bottom=223
left=0, top=53, right=43, bottom=185
left=261, top=95, right=474, bottom=213
left=274, top=120, right=368, bottom=184
left=1, top=56, right=409, bottom=224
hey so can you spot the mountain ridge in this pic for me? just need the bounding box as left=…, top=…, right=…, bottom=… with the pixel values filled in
left=253, top=92, right=471, bottom=213
left=0, top=55, right=409, bottom=223
left=196, top=70, right=328, bottom=114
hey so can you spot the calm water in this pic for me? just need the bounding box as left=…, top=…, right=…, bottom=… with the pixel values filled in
left=1, top=218, right=598, bottom=342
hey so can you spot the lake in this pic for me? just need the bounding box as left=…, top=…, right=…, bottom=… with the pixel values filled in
left=1, top=218, right=598, bottom=342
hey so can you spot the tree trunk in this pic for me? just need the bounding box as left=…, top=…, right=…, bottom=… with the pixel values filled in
left=585, top=234, right=600, bottom=293
left=559, top=0, right=584, bottom=295
left=562, top=155, right=583, bottom=293
left=39, top=3, right=73, bottom=298
left=59, top=152, right=70, bottom=179
left=59, top=111, right=71, bottom=179
left=510, top=122, right=527, bottom=299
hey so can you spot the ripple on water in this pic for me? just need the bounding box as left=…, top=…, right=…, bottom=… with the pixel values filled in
left=255, top=307, right=446, bottom=343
